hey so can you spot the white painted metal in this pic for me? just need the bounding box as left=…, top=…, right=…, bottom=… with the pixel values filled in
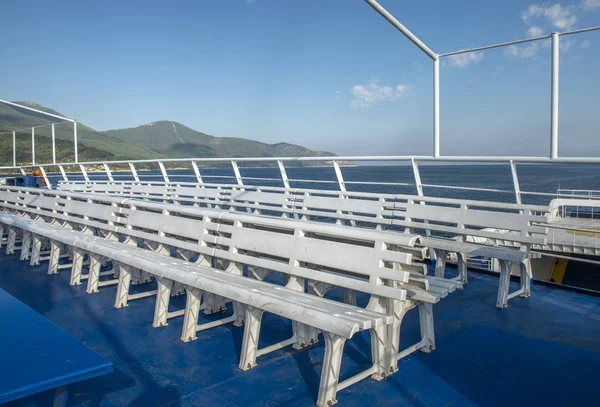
left=191, top=161, right=203, bottom=183
left=12, top=131, right=16, bottom=167
left=103, top=163, right=114, bottom=181
left=231, top=161, right=243, bottom=185
left=332, top=160, right=346, bottom=192
left=158, top=161, right=169, bottom=182
left=79, top=164, right=89, bottom=182
left=58, top=165, right=68, bottom=181
left=31, top=127, right=35, bottom=165
left=510, top=160, right=522, bottom=205
left=51, top=123, right=56, bottom=164
left=551, top=32, right=560, bottom=159
left=73, top=121, right=78, bottom=163
left=277, top=160, right=290, bottom=189
left=38, top=167, right=50, bottom=189
left=128, top=162, right=140, bottom=182
left=433, top=58, right=440, bottom=158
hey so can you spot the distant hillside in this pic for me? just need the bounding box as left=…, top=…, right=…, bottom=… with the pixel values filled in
left=0, top=102, right=339, bottom=167
left=104, top=121, right=336, bottom=162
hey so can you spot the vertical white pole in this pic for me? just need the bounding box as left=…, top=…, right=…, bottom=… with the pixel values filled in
left=332, top=160, right=346, bottom=192
left=12, top=131, right=16, bottom=167
left=51, top=123, right=56, bottom=164
left=158, top=161, right=169, bottom=183
left=103, top=163, right=114, bottom=181
left=129, top=162, right=140, bottom=182
left=73, top=121, right=79, bottom=163
left=551, top=32, right=559, bottom=159
left=277, top=160, right=290, bottom=189
left=231, top=161, right=243, bottom=185
left=31, top=127, right=35, bottom=165
left=411, top=158, right=434, bottom=258
left=191, top=161, right=203, bottom=184
left=510, top=160, right=522, bottom=205
left=79, top=164, right=89, bottom=182
left=433, top=58, right=440, bottom=158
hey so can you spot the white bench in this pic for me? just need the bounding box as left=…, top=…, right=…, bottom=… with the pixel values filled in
left=59, top=180, right=549, bottom=307
left=0, top=186, right=460, bottom=406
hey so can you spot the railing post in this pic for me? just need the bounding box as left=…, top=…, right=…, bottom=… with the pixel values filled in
left=551, top=32, right=559, bottom=159
left=277, top=160, right=290, bottom=189
left=12, top=131, right=16, bottom=167
left=128, top=162, right=140, bottom=182
left=73, top=121, right=79, bottom=163
left=510, top=160, right=522, bottom=204
left=332, top=160, right=346, bottom=191
left=231, top=161, right=243, bottom=185
left=103, top=163, right=114, bottom=182
left=191, top=161, right=203, bottom=184
left=51, top=123, right=56, bottom=164
left=411, top=158, right=434, bottom=259
left=58, top=165, right=68, bottom=181
left=38, top=167, right=51, bottom=188
left=79, top=164, right=89, bottom=182
left=433, top=58, right=440, bottom=158
left=158, top=161, right=169, bottom=183
left=31, top=127, right=35, bottom=165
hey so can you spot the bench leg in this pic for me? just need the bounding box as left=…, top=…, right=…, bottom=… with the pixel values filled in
left=20, top=232, right=32, bottom=260
left=114, top=264, right=132, bottom=308
left=202, top=293, right=227, bottom=315
left=343, top=289, right=357, bottom=306
left=457, top=253, right=468, bottom=285
left=239, top=305, right=264, bottom=371
left=172, top=281, right=185, bottom=296
left=520, top=260, right=531, bottom=298
left=316, top=332, right=346, bottom=407
left=370, top=324, right=389, bottom=381
left=496, top=260, right=512, bottom=308
left=233, top=301, right=245, bottom=327
left=434, top=249, right=447, bottom=278
left=292, top=321, right=318, bottom=350
left=53, top=385, right=68, bottom=407
left=47, top=242, right=61, bottom=275
left=86, top=254, right=102, bottom=294
left=181, top=287, right=202, bottom=342
left=153, top=278, right=173, bottom=327
left=0, top=226, right=3, bottom=248
left=70, top=250, right=85, bottom=286
left=418, top=303, right=435, bottom=353
left=6, top=227, right=17, bottom=254
left=30, top=235, right=43, bottom=266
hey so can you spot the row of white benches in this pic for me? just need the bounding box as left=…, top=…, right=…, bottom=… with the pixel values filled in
left=59, top=180, right=550, bottom=308
left=0, top=185, right=461, bottom=406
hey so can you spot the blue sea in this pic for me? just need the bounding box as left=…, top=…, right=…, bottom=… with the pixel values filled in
left=28, top=163, right=600, bottom=206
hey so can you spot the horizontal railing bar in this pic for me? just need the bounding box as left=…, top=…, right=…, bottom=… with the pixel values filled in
left=287, top=179, right=340, bottom=184
left=439, top=34, right=551, bottom=57
left=238, top=176, right=283, bottom=182
left=561, top=26, right=600, bottom=36
left=520, top=190, right=600, bottom=199
left=420, top=184, right=514, bottom=194
left=0, top=99, right=76, bottom=123
left=343, top=181, right=415, bottom=187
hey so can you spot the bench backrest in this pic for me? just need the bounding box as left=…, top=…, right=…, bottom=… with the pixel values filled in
left=58, top=180, right=550, bottom=248
left=0, top=186, right=421, bottom=301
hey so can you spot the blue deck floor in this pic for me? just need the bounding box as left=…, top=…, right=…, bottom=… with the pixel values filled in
left=1, top=250, right=599, bottom=407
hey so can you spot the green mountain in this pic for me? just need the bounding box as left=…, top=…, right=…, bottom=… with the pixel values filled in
left=104, top=120, right=335, bottom=160
left=0, top=102, right=337, bottom=167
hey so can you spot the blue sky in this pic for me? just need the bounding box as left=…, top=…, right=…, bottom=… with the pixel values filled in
left=1, top=0, right=599, bottom=157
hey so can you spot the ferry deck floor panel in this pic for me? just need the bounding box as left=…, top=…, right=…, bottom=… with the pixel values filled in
left=0, top=250, right=599, bottom=407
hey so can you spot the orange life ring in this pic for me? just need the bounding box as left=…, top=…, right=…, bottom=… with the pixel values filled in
left=31, top=170, right=48, bottom=186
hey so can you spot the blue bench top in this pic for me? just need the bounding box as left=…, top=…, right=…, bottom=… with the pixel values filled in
left=0, top=287, right=113, bottom=404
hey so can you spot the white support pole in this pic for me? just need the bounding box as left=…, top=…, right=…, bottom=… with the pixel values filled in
left=510, top=160, right=522, bottom=204
left=158, top=161, right=169, bottom=182
left=433, top=58, right=440, bottom=158
left=277, top=160, right=290, bottom=189
left=58, top=165, right=68, bottom=181
left=332, top=160, right=346, bottom=192
left=73, top=121, right=79, bottom=163
left=12, top=131, right=16, bottom=167
left=103, top=163, right=114, bottom=181
left=31, top=127, right=35, bottom=165
left=191, top=161, right=203, bottom=184
left=550, top=32, right=559, bottom=159
left=51, top=123, right=56, bottom=164
left=128, top=162, right=140, bottom=182
left=411, top=158, right=424, bottom=196
left=231, top=161, right=243, bottom=185
left=38, top=166, right=51, bottom=189
left=79, top=164, right=89, bottom=182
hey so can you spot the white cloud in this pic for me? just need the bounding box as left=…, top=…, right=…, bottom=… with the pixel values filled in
left=581, top=39, right=592, bottom=48
left=582, top=0, right=600, bottom=11
left=349, top=80, right=409, bottom=108
left=521, top=4, right=577, bottom=30
left=527, top=25, right=544, bottom=38
left=447, top=52, right=484, bottom=68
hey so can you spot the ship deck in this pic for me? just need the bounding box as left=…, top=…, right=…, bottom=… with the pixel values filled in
left=1, top=251, right=599, bottom=407
left=547, top=218, right=600, bottom=252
